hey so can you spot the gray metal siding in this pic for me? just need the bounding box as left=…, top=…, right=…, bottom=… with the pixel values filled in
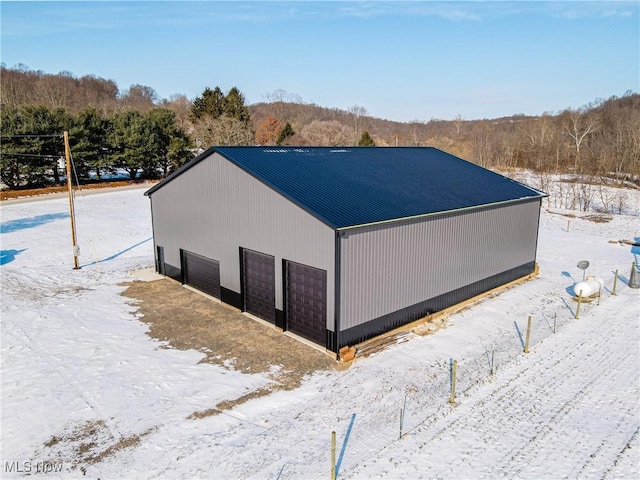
left=339, top=200, right=541, bottom=330
left=149, top=152, right=336, bottom=330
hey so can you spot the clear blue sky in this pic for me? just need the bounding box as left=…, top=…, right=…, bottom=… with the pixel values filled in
left=1, top=1, right=638, bottom=122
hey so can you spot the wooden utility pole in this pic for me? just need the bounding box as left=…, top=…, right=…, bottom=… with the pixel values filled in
left=63, top=131, right=80, bottom=269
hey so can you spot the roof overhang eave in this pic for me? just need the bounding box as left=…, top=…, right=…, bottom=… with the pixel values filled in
left=335, top=194, right=547, bottom=232
left=144, top=145, right=219, bottom=196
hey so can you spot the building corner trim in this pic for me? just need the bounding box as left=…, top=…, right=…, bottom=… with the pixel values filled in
left=333, top=230, right=342, bottom=356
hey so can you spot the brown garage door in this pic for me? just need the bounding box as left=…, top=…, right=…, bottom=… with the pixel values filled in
left=285, top=260, right=327, bottom=347
left=156, top=245, right=165, bottom=275
left=242, top=249, right=276, bottom=324
left=183, top=250, right=221, bottom=299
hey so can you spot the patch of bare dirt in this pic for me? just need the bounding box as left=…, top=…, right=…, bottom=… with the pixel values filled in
left=121, top=278, right=346, bottom=416
left=42, top=419, right=154, bottom=472
left=547, top=210, right=577, bottom=218
left=186, top=386, right=275, bottom=420
left=583, top=213, right=613, bottom=223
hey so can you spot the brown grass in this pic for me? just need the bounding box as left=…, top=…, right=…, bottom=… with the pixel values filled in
left=549, top=211, right=577, bottom=218
left=0, top=180, right=155, bottom=201
left=84, top=430, right=153, bottom=465
left=121, top=278, right=346, bottom=417
left=43, top=419, right=154, bottom=469
left=187, top=386, right=279, bottom=420
left=583, top=213, right=613, bottom=223
left=186, top=408, right=222, bottom=420
left=40, top=278, right=347, bottom=466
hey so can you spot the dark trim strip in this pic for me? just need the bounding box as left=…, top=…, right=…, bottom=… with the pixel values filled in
left=338, top=197, right=544, bottom=233
left=164, top=263, right=182, bottom=282
left=145, top=146, right=217, bottom=196
left=221, top=287, right=242, bottom=309
left=330, top=231, right=343, bottom=355
left=179, top=249, right=185, bottom=284
left=533, top=199, right=542, bottom=264
left=149, top=198, right=158, bottom=272
left=275, top=309, right=285, bottom=330
left=156, top=245, right=165, bottom=275
left=238, top=247, right=246, bottom=312
left=336, top=261, right=536, bottom=351
left=281, top=258, right=288, bottom=330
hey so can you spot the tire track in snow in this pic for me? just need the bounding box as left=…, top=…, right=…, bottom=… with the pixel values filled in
left=341, top=334, right=584, bottom=477
left=602, top=426, right=640, bottom=479
left=345, top=294, right=639, bottom=479
left=129, top=289, right=637, bottom=480
left=491, top=306, right=638, bottom=479
left=5, top=319, right=108, bottom=413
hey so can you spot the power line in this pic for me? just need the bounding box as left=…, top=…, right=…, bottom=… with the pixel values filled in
left=0, top=134, right=64, bottom=139
left=70, top=150, right=82, bottom=190
left=0, top=152, right=63, bottom=159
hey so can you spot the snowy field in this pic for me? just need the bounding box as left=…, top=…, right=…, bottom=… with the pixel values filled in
left=1, top=180, right=639, bottom=479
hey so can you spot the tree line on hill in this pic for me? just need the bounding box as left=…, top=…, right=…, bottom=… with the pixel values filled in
left=251, top=90, right=640, bottom=184
left=1, top=64, right=638, bottom=189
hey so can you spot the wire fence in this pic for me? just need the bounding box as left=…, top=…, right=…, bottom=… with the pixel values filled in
left=279, top=267, right=635, bottom=480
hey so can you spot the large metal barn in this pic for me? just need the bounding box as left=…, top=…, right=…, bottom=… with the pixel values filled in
left=145, top=147, right=545, bottom=354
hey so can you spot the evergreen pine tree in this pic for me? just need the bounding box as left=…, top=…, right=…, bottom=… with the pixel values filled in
left=71, top=107, right=110, bottom=180
left=109, top=110, right=159, bottom=179
left=224, top=87, right=250, bottom=125
left=358, top=131, right=375, bottom=146
left=191, top=87, right=225, bottom=120
left=277, top=122, right=295, bottom=145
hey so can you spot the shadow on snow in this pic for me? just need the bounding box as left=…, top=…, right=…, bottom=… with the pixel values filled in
left=81, top=237, right=152, bottom=268
left=0, top=212, right=69, bottom=234
left=0, top=249, right=27, bottom=266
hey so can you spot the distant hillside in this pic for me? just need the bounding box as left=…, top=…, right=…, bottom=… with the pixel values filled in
left=249, top=100, right=538, bottom=148
left=1, top=65, right=638, bottom=182
left=250, top=93, right=640, bottom=183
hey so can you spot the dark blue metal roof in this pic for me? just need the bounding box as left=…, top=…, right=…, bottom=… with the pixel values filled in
left=147, top=146, right=545, bottom=229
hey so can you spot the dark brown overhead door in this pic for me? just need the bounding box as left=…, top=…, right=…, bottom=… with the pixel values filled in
left=156, top=246, right=165, bottom=275
left=242, top=249, right=276, bottom=324
left=183, top=250, right=221, bottom=299
left=286, top=261, right=327, bottom=347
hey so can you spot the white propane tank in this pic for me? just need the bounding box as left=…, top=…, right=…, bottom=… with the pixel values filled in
left=573, top=276, right=604, bottom=297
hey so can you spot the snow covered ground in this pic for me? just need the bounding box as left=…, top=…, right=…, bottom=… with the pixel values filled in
left=1, top=181, right=639, bottom=479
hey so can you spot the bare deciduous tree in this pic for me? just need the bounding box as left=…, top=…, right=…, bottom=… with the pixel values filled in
left=191, top=115, right=253, bottom=147
left=120, top=84, right=159, bottom=113
left=563, top=108, right=598, bottom=171
left=162, top=94, right=192, bottom=131
left=408, top=120, right=424, bottom=146
left=300, top=120, right=351, bottom=146
left=35, top=74, right=75, bottom=109
left=263, top=89, right=303, bottom=124
left=519, top=114, right=556, bottom=171
left=471, top=121, right=494, bottom=168
left=348, top=105, right=368, bottom=143
left=451, top=114, right=466, bottom=140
